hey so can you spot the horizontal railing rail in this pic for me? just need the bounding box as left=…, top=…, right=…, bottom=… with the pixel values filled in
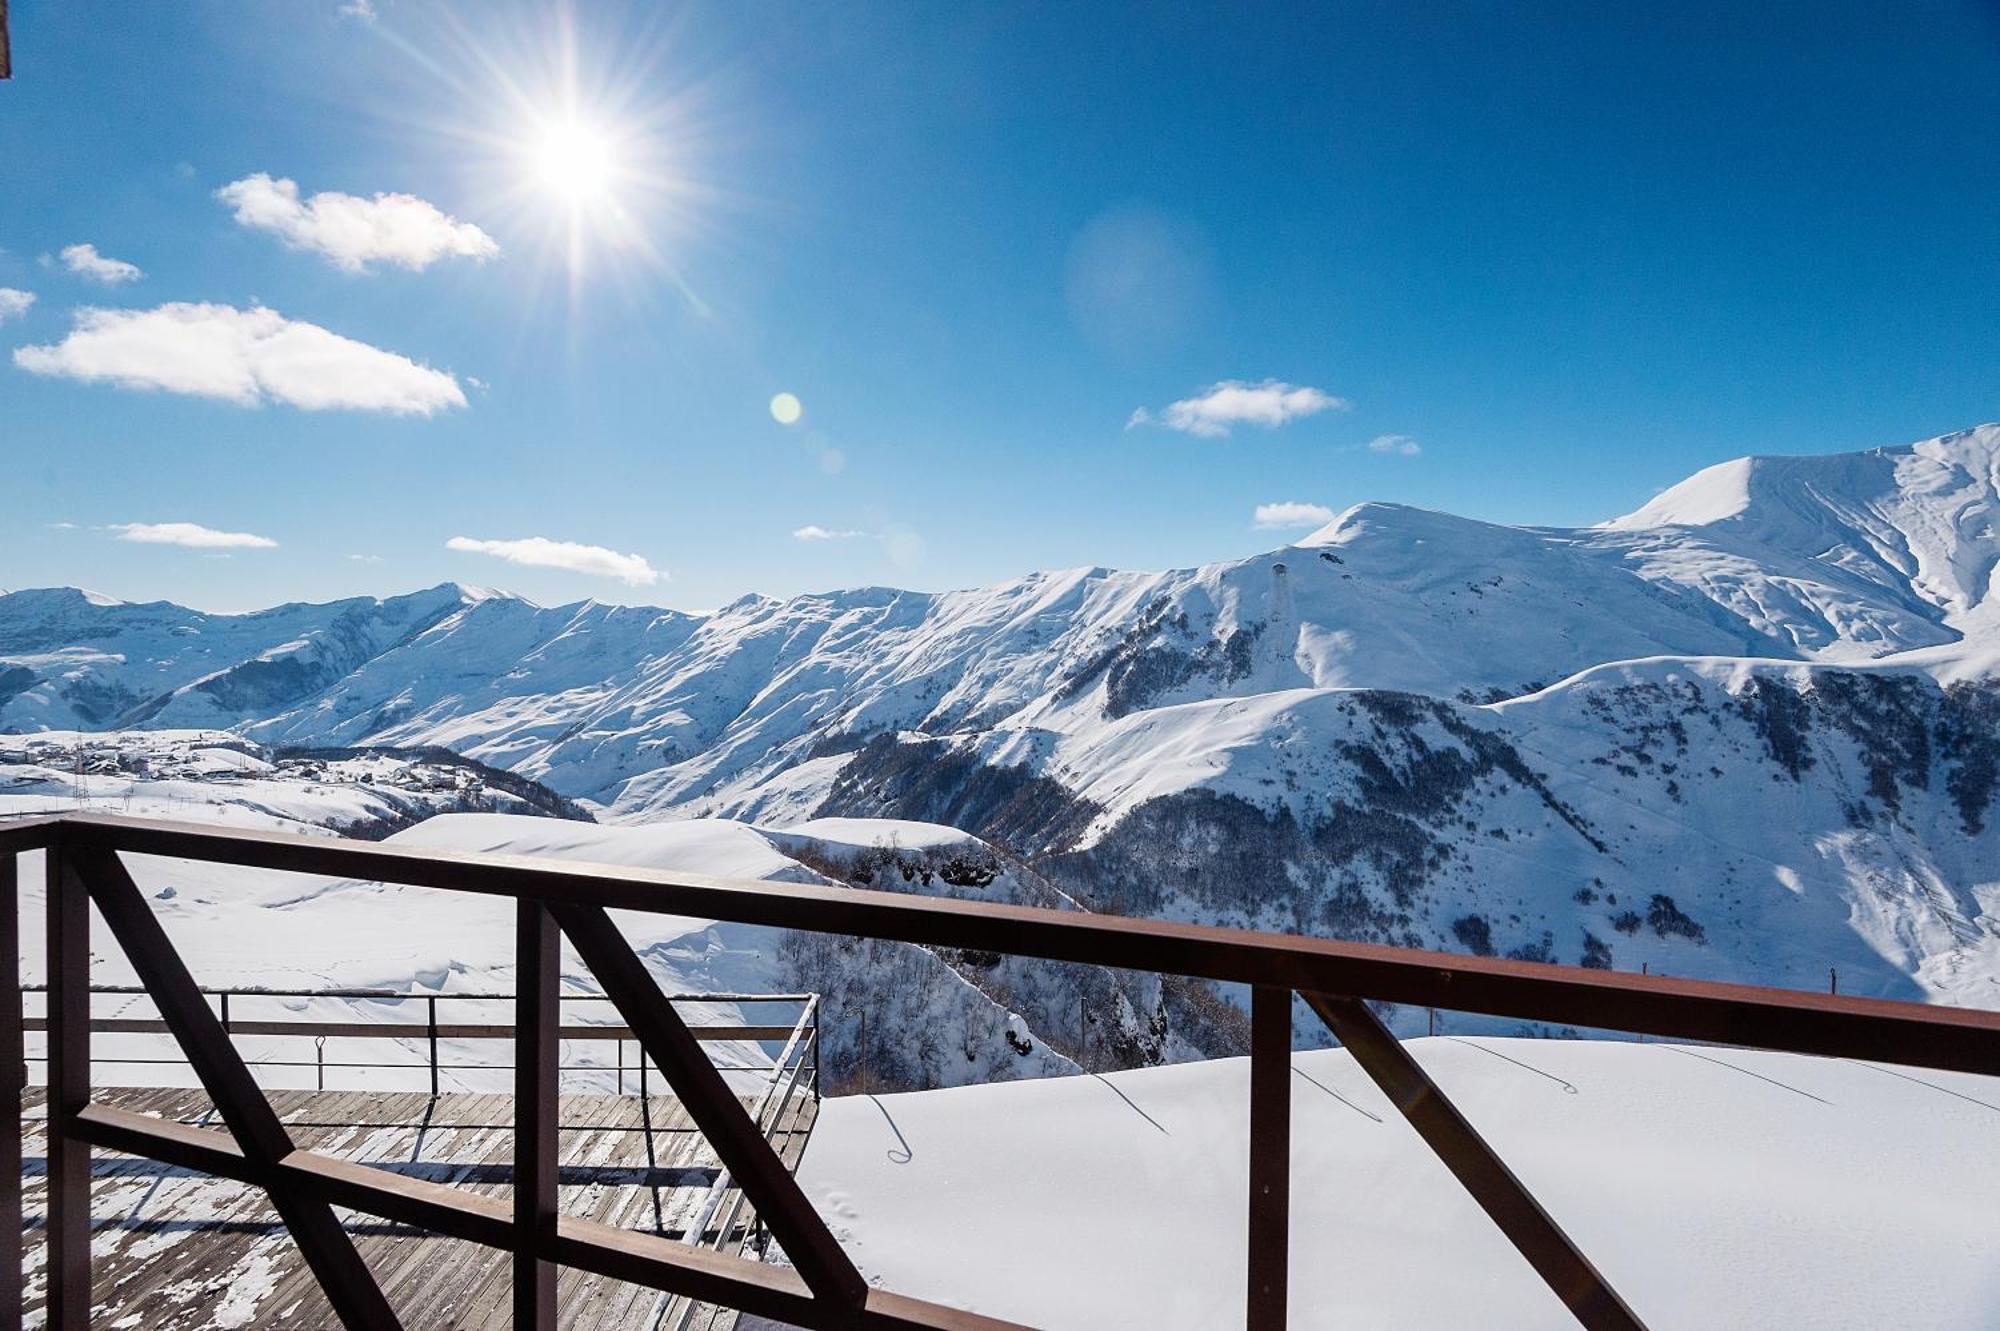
left=16, top=983, right=818, bottom=1104
left=2, top=811, right=1997, bottom=1331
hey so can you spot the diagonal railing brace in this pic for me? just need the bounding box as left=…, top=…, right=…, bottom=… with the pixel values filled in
left=72, top=838, right=406, bottom=1331
left=550, top=900, right=869, bottom=1310
left=1303, top=990, right=1648, bottom=1331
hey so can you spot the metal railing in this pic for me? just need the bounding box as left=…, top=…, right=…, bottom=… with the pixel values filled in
left=3, top=812, right=1998, bottom=1331
left=16, top=983, right=818, bottom=1097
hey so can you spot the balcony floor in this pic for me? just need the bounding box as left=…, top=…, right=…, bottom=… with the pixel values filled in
left=21, top=1086, right=817, bottom=1329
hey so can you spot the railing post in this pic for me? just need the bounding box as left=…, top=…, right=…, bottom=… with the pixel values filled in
left=1247, top=985, right=1290, bottom=1330
left=46, top=831, right=92, bottom=1330
left=0, top=855, right=22, bottom=1328
left=427, top=995, right=440, bottom=1099
left=515, top=900, right=558, bottom=1330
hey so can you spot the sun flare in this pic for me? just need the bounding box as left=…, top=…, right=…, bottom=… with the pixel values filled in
left=529, top=117, right=620, bottom=204
left=416, top=5, right=721, bottom=302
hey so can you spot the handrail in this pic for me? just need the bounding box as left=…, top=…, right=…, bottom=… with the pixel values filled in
left=16, top=983, right=815, bottom=1097
left=20, top=1017, right=800, bottom=1041
left=19, top=982, right=816, bottom=1002
left=44, top=811, right=2000, bottom=1073
left=660, top=994, right=821, bottom=1331
left=6, top=812, right=1998, bottom=1331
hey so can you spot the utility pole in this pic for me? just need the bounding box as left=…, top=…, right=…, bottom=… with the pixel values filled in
left=1, top=0, right=13, bottom=81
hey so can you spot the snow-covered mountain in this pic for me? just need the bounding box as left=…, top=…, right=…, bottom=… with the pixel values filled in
left=8, top=424, right=2000, bottom=1053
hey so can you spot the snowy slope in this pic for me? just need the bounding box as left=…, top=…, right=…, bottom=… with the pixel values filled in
left=819, top=657, right=2000, bottom=1017
left=797, top=1039, right=2000, bottom=1330
left=1591, top=424, right=2000, bottom=657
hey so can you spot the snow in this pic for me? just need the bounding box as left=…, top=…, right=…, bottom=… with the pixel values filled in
left=772, top=817, right=981, bottom=852
left=1600, top=423, right=2000, bottom=642
left=797, top=1038, right=2000, bottom=1329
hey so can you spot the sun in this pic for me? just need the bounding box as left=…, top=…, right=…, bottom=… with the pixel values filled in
left=528, top=116, right=621, bottom=205
left=406, top=3, right=724, bottom=303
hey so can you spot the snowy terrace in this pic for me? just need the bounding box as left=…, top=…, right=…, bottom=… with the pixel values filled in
left=2, top=812, right=1997, bottom=1331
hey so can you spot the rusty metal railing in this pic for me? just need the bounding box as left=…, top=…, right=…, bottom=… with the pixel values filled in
left=3, top=812, right=1997, bottom=1330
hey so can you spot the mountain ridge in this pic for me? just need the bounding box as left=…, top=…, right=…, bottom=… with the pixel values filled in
left=7, top=424, right=2000, bottom=1028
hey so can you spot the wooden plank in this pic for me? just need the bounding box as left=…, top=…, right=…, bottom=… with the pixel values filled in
left=56, top=1100, right=1018, bottom=1331
left=73, top=838, right=407, bottom=1331
left=22, top=1086, right=792, bottom=1329
left=516, top=900, right=558, bottom=1330
left=552, top=900, right=867, bottom=1311
left=1302, top=991, right=1648, bottom=1331
left=1247, top=985, right=1290, bottom=1330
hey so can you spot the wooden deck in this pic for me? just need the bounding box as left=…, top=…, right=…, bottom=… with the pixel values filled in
left=20, top=1087, right=818, bottom=1329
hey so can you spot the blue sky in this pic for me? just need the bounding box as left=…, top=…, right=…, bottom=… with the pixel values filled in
left=3, top=1, right=1997, bottom=612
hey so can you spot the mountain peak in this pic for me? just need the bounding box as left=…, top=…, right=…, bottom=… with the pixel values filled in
left=1600, top=423, right=2000, bottom=625
left=1602, top=423, right=2000, bottom=534
left=1296, top=501, right=1470, bottom=547
left=0, top=586, right=129, bottom=611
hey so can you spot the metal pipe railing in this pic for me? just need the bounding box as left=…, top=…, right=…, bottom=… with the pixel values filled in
left=16, top=984, right=817, bottom=1095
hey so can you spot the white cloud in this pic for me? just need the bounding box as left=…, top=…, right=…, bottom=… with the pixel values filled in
left=348, top=553, right=384, bottom=563
left=0, top=288, right=34, bottom=323
left=14, top=302, right=466, bottom=415
left=1252, top=501, right=1337, bottom=529
left=59, top=243, right=143, bottom=284
left=1131, top=379, right=1349, bottom=439
left=792, top=525, right=869, bottom=542
left=111, top=522, right=277, bottom=549
left=1368, top=433, right=1422, bottom=457
left=447, top=535, right=662, bottom=586
left=338, top=0, right=378, bottom=20
left=217, top=173, right=498, bottom=274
